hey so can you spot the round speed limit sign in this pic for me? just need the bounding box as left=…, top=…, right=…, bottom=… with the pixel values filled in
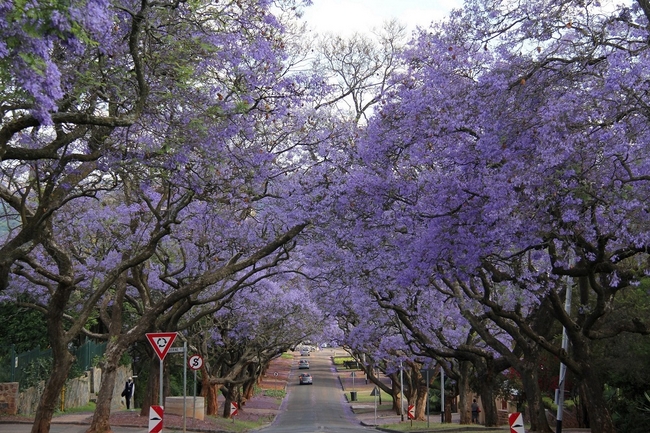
left=188, top=354, right=204, bottom=370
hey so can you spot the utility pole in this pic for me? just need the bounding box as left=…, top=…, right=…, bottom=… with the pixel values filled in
left=556, top=283, right=572, bottom=433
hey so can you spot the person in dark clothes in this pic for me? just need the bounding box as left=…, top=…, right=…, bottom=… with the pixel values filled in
left=471, top=399, right=480, bottom=423
left=122, top=377, right=134, bottom=409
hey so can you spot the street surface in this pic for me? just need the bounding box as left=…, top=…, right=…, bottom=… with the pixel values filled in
left=259, top=348, right=373, bottom=433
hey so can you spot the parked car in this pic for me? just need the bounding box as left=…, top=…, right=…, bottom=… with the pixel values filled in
left=299, top=373, right=313, bottom=385
left=299, top=359, right=310, bottom=369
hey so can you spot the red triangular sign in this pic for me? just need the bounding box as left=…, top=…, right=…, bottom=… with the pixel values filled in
left=146, top=332, right=178, bottom=360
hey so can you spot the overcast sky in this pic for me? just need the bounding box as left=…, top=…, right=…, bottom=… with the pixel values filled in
left=301, top=0, right=462, bottom=36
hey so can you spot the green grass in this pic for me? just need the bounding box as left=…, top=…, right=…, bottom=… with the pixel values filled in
left=281, top=352, right=293, bottom=359
left=381, top=421, right=500, bottom=431
left=264, top=388, right=286, bottom=399
left=55, top=402, right=96, bottom=414
left=348, top=391, right=392, bottom=404
left=332, top=356, right=355, bottom=365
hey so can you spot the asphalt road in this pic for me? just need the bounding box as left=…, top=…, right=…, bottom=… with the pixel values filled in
left=259, top=349, right=374, bottom=433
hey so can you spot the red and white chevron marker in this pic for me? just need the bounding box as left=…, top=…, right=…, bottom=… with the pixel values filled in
left=407, top=405, right=415, bottom=420
left=508, top=412, right=525, bottom=433
left=148, top=405, right=164, bottom=433
left=230, top=402, right=239, bottom=417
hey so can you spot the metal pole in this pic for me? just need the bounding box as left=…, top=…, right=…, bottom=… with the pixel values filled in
left=374, top=386, right=378, bottom=426
left=159, top=358, right=164, bottom=408
left=440, top=367, right=445, bottom=423
left=183, top=342, right=187, bottom=433
left=400, top=361, right=404, bottom=421
left=10, top=344, right=15, bottom=382
left=556, top=284, right=572, bottom=433
left=193, top=370, right=197, bottom=428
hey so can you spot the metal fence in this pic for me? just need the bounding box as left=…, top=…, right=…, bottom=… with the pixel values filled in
left=0, top=340, right=106, bottom=387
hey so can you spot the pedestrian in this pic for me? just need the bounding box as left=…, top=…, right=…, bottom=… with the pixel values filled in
left=122, top=377, right=134, bottom=410
left=471, top=399, right=480, bottom=424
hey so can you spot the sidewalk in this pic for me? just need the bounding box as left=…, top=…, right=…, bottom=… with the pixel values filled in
left=333, top=357, right=591, bottom=433
left=0, top=354, right=294, bottom=433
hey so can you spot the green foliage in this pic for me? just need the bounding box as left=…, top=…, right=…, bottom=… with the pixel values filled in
left=608, top=388, right=650, bottom=433
left=594, top=283, right=650, bottom=431
left=67, top=363, right=85, bottom=381
left=119, top=351, right=132, bottom=367
left=21, top=357, right=52, bottom=389
left=0, top=302, right=49, bottom=352
left=91, top=355, right=103, bottom=368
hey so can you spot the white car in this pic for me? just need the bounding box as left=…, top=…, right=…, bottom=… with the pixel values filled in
left=300, top=349, right=310, bottom=356
left=299, top=359, right=310, bottom=369
left=299, top=373, right=313, bottom=385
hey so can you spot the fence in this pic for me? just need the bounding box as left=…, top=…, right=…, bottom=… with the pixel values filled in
left=0, top=341, right=106, bottom=388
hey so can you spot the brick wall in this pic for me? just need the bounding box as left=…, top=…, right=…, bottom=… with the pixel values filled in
left=0, top=382, right=18, bottom=415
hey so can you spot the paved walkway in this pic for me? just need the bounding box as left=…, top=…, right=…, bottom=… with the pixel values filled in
left=333, top=357, right=591, bottom=433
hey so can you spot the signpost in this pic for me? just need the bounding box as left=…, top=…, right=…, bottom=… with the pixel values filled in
left=370, top=386, right=379, bottom=426
left=230, top=402, right=239, bottom=417
left=188, top=354, right=203, bottom=428
left=146, top=332, right=178, bottom=408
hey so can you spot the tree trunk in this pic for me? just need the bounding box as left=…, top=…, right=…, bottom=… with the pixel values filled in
left=201, top=371, right=219, bottom=416
left=85, top=343, right=128, bottom=433
left=477, top=372, right=498, bottom=427
left=30, top=347, right=74, bottom=433
left=221, top=384, right=238, bottom=419
left=457, top=361, right=472, bottom=424
left=414, top=380, right=428, bottom=421
left=243, top=379, right=255, bottom=401
left=31, top=282, right=76, bottom=433
left=140, top=355, right=160, bottom=417
left=391, top=387, right=403, bottom=416
left=578, top=364, right=616, bottom=433
left=520, top=363, right=552, bottom=433
left=387, top=372, right=401, bottom=414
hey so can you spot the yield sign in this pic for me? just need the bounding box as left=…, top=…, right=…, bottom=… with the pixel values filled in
left=148, top=405, right=164, bottom=433
left=230, top=402, right=239, bottom=417
left=509, top=412, right=525, bottom=433
left=146, top=332, right=178, bottom=361
left=407, top=405, right=415, bottom=420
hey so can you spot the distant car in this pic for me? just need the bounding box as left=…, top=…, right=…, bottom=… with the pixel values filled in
left=300, top=349, right=310, bottom=356
left=299, top=373, right=313, bottom=385
left=299, top=359, right=310, bottom=369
